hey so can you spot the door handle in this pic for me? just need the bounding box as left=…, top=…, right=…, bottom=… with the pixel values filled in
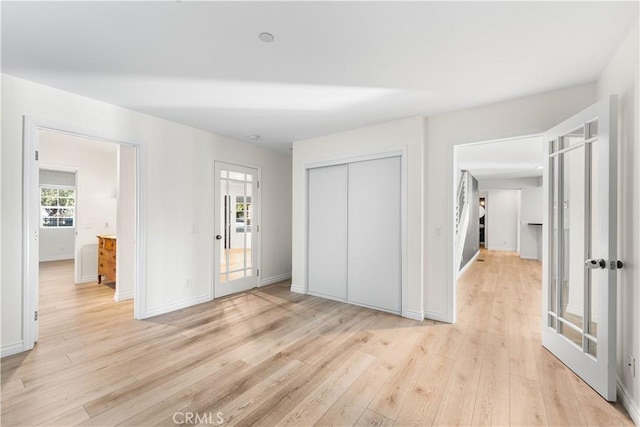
left=216, top=235, right=222, bottom=240
left=585, top=259, right=625, bottom=270
left=585, top=259, right=606, bottom=269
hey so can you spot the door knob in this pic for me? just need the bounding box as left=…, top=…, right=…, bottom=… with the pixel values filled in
left=585, top=259, right=606, bottom=269
left=215, top=235, right=222, bottom=240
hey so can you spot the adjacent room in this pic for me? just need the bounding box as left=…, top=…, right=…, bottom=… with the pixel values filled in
left=1, top=2, right=639, bottom=426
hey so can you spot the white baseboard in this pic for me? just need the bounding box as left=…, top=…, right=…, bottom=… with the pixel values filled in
left=290, top=283, right=305, bottom=294
left=114, top=291, right=134, bottom=302
left=140, top=294, right=212, bottom=319
left=260, top=272, right=291, bottom=287
left=519, top=255, right=542, bottom=260
left=1, top=342, right=25, bottom=358
left=487, top=246, right=517, bottom=252
left=457, top=250, right=480, bottom=279
left=617, top=379, right=640, bottom=426
left=79, top=275, right=98, bottom=284
left=40, top=254, right=74, bottom=262
left=403, top=309, right=424, bottom=321
left=424, top=309, right=453, bottom=324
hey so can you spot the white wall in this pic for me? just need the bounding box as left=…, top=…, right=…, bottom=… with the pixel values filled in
left=116, top=144, right=136, bottom=301
left=596, top=22, right=640, bottom=422
left=292, top=116, right=425, bottom=320
left=486, top=190, right=519, bottom=252
left=479, top=176, right=540, bottom=191
left=39, top=131, right=118, bottom=282
left=424, top=83, right=596, bottom=322
left=1, top=74, right=292, bottom=354
left=520, top=185, right=543, bottom=260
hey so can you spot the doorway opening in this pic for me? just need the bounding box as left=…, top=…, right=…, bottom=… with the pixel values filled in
left=454, top=135, right=544, bottom=279
left=23, top=120, right=143, bottom=351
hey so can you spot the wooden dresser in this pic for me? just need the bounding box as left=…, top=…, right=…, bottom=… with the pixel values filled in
left=97, top=235, right=116, bottom=284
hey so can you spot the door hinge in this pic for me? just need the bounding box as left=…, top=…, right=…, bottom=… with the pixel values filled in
left=34, top=311, right=38, bottom=321
left=257, top=225, right=260, bottom=232
left=35, top=151, right=39, bottom=161
left=257, top=269, right=260, bottom=277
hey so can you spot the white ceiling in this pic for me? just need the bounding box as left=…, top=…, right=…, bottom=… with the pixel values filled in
left=2, top=2, right=638, bottom=153
left=457, top=136, right=544, bottom=180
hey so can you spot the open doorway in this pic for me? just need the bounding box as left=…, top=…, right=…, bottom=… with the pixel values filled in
left=24, top=124, right=140, bottom=348
left=453, top=135, right=544, bottom=298
left=454, top=135, right=543, bottom=266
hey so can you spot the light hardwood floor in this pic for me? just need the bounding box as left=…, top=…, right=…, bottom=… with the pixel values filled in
left=1, top=251, right=633, bottom=426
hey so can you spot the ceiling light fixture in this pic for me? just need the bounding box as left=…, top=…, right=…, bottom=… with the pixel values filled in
left=248, top=135, right=260, bottom=140
left=259, top=32, right=274, bottom=43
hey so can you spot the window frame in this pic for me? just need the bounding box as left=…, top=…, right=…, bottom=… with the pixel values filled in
left=40, top=185, right=76, bottom=228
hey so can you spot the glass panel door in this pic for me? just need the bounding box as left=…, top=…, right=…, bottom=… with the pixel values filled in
left=215, top=162, right=258, bottom=297
left=542, top=96, right=617, bottom=401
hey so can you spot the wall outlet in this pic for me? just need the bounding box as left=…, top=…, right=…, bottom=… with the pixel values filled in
left=186, top=278, right=191, bottom=288
left=628, top=355, right=636, bottom=377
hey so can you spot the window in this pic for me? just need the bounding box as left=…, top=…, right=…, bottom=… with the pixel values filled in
left=41, top=187, right=75, bottom=227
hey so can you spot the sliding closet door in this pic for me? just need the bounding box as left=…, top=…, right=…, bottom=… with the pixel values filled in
left=348, top=157, right=401, bottom=313
left=308, top=164, right=348, bottom=300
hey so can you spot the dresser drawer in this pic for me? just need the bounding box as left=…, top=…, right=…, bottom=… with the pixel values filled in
left=102, top=238, right=116, bottom=250
left=98, top=260, right=116, bottom=281
left=99, top=249, right=116, bottom=262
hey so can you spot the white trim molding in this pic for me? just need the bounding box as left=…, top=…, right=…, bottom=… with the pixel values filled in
left=114, top=291, right=134, bottom=302
left=79, top=275, right=98, bottom=284
left=403, top=309, right=424, bottom=322
left=617, top=379, right=640, bottom=426
left=140, top=294, right=212, bottom=319
left=40, top=254, right=75, bottom=262
left=457, top=250, right=480, bottom=279
left=1, top=342, right=25, bottom=358
left=290, top=283, right=305, bottom=294
left=424, top=309, right=453, bottom=324
left=260, top=273, right=292, bottom=287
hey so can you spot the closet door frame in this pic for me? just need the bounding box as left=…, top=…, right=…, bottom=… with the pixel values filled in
left=305, top=149, right=408, bottom=317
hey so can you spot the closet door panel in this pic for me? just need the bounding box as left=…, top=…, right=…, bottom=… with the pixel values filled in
left=347, top=157, right=401, bottom=313
left=308, top=165, right=348, bottom=300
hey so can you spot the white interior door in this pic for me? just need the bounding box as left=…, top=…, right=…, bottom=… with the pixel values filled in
left=348, top=157, right=401, bottom=313
left=214, top=162, right=258, bottom=298
left=308, top=164, right=348, bottom=300
left=542, top=95, right=618, bottom=401
left=306, top=155, right=402, bottom=314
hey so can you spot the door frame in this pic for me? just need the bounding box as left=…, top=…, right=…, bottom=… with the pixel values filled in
left=212, top=160, right=262, bottom=298
left=451, top=134, right=543, bottom=322
left=22, top=116, right=147, bottom=352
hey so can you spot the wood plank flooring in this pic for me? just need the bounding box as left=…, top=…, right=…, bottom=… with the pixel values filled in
left=1, top=251, right=633, bottom=426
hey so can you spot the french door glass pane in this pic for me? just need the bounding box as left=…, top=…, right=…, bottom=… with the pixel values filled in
left=560, top=143, right=585, bottom=332
left=550, top=125, right=597, bottom=355
left=219, top=169, right=253, bottom=283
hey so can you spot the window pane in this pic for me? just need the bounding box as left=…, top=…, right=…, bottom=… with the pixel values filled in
left=58, top=189, right=74, bottom=198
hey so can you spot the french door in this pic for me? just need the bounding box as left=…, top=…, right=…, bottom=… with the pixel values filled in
left=542, top=95, right=619, bottom=401
left=214, top=162, right=258, bottom=298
